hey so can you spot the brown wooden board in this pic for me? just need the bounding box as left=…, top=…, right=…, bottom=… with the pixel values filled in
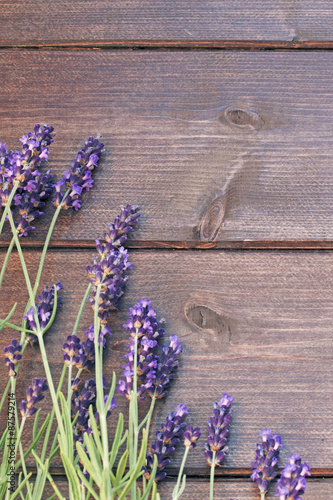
left=0, top=249, right=332, bottom=472
left=1, top=2, right=333, bottom=45
left=1, top=51, right=333, bottom=247
left=40, top=478, right=333, bottom=500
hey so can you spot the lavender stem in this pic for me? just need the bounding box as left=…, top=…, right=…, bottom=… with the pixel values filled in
left=210, top=451, right=216, bottom=500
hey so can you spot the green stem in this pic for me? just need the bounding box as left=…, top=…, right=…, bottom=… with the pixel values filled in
left=0, top=180, right=20, bottom=235
left=0, top=237, right=15, bottom=289
left=172, top=446, right=189, bottom=500
left=5, top=416, right=26, bottom=500
left=72, top=283, right=92, bottom=335
left=10, top=378, right=32, bottom=500
left=36, top=332, right=66, bottom=446
left=209, top=451, right=216, bottom=500
left=261, top=494, right=266, bottom=500
left=130, top=328, right=139, bottom=500
left=0, top=379, right=11, bottom=415
left=67, top=360, right=73, bottom=413
left=138, top=394, right=156, bottom=435
left=32, top=189, right=70, bottom=300
left=7, top=210, right=40, bottom=331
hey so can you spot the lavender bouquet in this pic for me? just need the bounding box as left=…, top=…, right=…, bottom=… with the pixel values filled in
left=0, top=125, right=311, bottom=500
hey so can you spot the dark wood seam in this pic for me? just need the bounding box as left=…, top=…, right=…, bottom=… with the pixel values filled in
left=1, top=40, right=333, bottom=51
left=2, top=240, right=333, bottom=250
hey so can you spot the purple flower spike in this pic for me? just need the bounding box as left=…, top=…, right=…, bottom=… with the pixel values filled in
left=20, top=377, right=48, bottom=418
left=72, top=378, right=97, bottom=443
left=143, top=404, right=188, bottom=481
left=95, top=204, right=140, bottom=254
left=87, top=246, right=131, bottom=321
left=24, top=282, right=63, bottom=343
left=275, top=454, right=311, bottom=500
left=147, top=334, right=182, bottom=399
left=251, top=429, right=283, bottom=494
left=117, top=300, right=167, bottom=401
left=15, top=169, right=53, bottom=237
left=123, top=298, right=165, bottom=340
left=1, top=124, right=54, bottom=234
left=3, top=339, right=22, bottom=377
left=205, top=394, right=233, bottom=467
left=53, top=135, right=104, bottom=210
left=184, top=425, right=201, bottom=449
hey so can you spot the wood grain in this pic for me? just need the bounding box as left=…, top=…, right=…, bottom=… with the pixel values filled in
left=40, top=478, right=333, bottom=500
left=1, top=249, right=332, bottom=471
left=1, top=1, right=333, bottom=44
left=1, top=51, right=333, bottom=246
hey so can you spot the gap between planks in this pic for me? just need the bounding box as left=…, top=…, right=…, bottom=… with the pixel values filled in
left=1, top=40, right=333, bottom=51
left=2, top=240, right=333, bottom=250
left=20, top=467, right=333, bottom=479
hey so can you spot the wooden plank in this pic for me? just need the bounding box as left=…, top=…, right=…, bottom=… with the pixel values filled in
left=40, top=478, right=333, bottom=500
left=1, top=2, right=333, bottom=45
left=0, top=249, right=332, bottom=470
left=1, top=51, right=333, bottom=246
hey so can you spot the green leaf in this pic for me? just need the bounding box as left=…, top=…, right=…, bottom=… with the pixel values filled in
left=117, top=429, right=148, bottom=500
left=0, top=302, right=17, bottom=331
left=60, top=448, right=81, bottom=499
left=8, top=473, right=32, bottom=500
left=83, top=432, right=102, bottom=482
left=115, top=449, right=129, bottom=485
left=15, top=414, right=51, bottom=470
left=88, top=405, right=103, bottom=456
left=32, top=409, right=41, bottom=443
left=75, top=442, right=100, bottom=485
left=58, top=392, right=72, bottom=456
left=109, top=412, right=124, bottom=468
left=104, top=372, right=116, bottom=413
left=76, top=468, right=100, bottom=500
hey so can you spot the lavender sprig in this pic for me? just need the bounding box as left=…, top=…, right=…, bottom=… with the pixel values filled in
left=275, top=454, right=311, bottom=500
left=251, top=429, right=283, bottom=498
left=143, top=404, right=188, bottom=482
left=53, top=136, right=104, bottom=211
left=0, top=124, right=54, bottom=235
left=118, top=299, right=182, bottom=402
left=172, top=425, right=201, bottom=500
left=20, top=377, right=48, bottom=418
left=3, top=339, right=22, bottom=377
left=205, top=394, right=233, bottom=500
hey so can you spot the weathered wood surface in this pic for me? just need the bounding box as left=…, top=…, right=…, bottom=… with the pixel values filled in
left=1, top=51, right=333, bottom=246
left=41, top=478, right=333, bottom=500
left=1, top=249, right=332, bottom=471
left=1, top=1, right=333, bottom=45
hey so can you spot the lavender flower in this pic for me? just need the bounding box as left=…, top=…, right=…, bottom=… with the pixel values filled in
left=24, top=282, right=63, bottom=343
left=53, top=136, right=103, bottom=210
left=251, top=429, right=283, bottom=495
left=87, top=246, right=131, bottom=322
left=147, top=334, right=182, bottom=399
left=72, top=378, right=97, bottom=441
left=1, top=124, right=53, bottom=202
left=123, top=298, right=165, bottom=340
left=14, top=169, right=53, bottom=236
left=3, top=339, right=22, bottom=377
left=275, top=454, right=311, bottom=500
left=118, top=299, right=180, bottom=401
left=20, top=377, right=48, bottom=418
left=184, top=425, right=201, bottom=449
left=205, top=394, right=233, bottom=467
left=143, top=404, right=188, bottom=481
left=95, top=204, right=140, bottom=253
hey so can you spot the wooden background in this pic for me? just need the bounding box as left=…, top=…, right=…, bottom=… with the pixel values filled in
left=1, top=2, right=333, bottom=498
